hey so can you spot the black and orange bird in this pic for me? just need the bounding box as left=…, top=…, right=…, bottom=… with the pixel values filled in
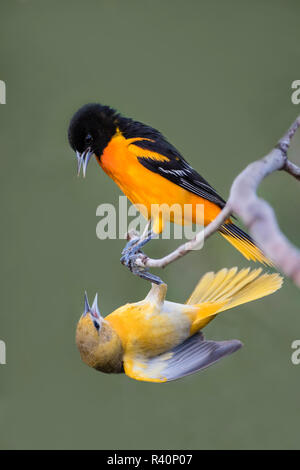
left=68, top=104, right=270, bottom=283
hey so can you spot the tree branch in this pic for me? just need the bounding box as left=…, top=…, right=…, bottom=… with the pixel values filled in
left=133, top=115, right=300, bottom=287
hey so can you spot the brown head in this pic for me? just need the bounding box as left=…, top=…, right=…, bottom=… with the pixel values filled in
left=76, top=293, right=124, bottom=374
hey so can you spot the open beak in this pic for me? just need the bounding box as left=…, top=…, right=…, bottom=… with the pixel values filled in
left=83, top=292, right=101, bottom=319
left=83, top=292, right=90, bottom=316
left=90, top=293, right=101, bottom=319
left=76, top=148, right=94, bottom=178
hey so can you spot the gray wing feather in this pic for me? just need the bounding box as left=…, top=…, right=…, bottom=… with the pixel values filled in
left=146, top=333, right=242, bottom=382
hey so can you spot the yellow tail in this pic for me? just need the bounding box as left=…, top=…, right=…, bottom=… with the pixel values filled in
left=187, top=267, right=283, bottom=334
left=219, top=223, right=272, bottom=265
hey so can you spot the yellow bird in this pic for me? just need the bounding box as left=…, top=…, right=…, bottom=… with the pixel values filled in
left=76, top=267, right=282, bottom=383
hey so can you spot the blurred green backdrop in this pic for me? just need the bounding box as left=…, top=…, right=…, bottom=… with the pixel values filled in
left=1, top=0, right=300, bottom=450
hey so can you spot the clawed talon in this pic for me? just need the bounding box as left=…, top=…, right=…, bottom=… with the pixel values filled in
left=121, top=228, right=162, bottom=284
left=121, top=237, right=140, bottom=258
left=121, top=244, right=144, bottom=270
left=120, top=245, right=163, bottom=285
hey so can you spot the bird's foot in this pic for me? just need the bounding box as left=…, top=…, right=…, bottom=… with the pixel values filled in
left=121, top=230, right=141, bottom=259
left=121, top=246, right=163, bottom=285
left=121, top=229, right=162, bottom=284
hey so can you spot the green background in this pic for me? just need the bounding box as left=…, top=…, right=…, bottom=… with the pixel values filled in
left=1, top=0, right=300, bottom=450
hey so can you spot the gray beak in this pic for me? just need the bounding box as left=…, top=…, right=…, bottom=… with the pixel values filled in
left=91, top=293, right=101, bottom=319
left=76, top=148, right=94, bottom=177
left=82, top=292, right=101, bottom=320
left=83, top=291, right=90, bottom=316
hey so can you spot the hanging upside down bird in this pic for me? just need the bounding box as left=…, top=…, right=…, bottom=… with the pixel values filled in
left=76, top=267, right=282, bottom=383
left=68, top=103, right=271, bottom=284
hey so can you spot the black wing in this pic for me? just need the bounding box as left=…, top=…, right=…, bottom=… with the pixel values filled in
left=131, top=138, right=227, bottom=209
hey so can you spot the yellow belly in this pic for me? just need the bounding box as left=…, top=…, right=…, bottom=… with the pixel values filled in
left=106, top=303, right=188, bottom=358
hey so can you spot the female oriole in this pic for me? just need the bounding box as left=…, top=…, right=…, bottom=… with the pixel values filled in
left=76, top=267, right=282, bottom=382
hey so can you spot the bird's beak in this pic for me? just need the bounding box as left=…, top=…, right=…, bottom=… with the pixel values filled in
left=90, top=293, right=101, bottom=319
left=82, top=292, right=101, bottom=319
left=83, top=291, right=90, bottom=316
left=76, top=148, right=94, bottom=178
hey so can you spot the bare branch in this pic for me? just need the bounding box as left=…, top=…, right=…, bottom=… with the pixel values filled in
left=284, top=159, right=300, bottom=180
left=133, top=115, right=300, bottom=287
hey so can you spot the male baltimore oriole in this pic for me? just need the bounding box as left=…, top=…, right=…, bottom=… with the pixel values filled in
left=76, top=267, right=282, bottom=382
left=68, top=104, right=270, bottom=282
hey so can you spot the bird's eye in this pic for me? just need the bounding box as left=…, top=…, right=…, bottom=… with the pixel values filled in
left=93, top=320, right=100, bottom=332
left=85, top=134, right=93, bottom=146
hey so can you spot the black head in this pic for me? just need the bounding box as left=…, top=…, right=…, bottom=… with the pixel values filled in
left=68, top=103, right=119, bottom=176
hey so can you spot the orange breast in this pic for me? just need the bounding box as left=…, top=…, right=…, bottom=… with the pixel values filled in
left=99, top=132, right=221, bottom=230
